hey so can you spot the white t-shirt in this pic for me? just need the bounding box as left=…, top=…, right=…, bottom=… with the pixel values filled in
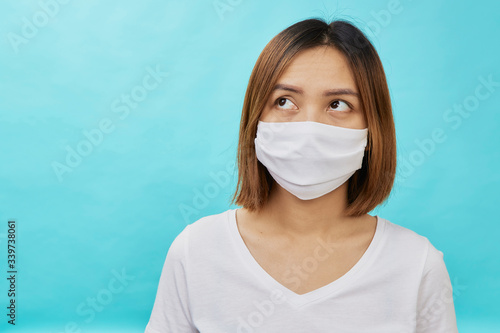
left=145, top=208, right=458, bottom=333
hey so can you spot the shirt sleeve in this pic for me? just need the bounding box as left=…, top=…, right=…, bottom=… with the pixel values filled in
left=145, top=224, right=198, bottom=333
left=416, top=239, right=458, bottom=333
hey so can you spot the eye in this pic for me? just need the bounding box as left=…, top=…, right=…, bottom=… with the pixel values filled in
left=274, top=97, right=298, bottom=111
left=329, top=100, right=351, bottom=112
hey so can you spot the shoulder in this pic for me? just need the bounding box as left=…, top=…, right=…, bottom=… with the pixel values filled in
left=378, top=216, right=446, bottom=272
left=186, top=209, right=231, bottom=237
left=169, top=209, right=232, bottom=254
left=163, top=209, right=232, bottom=265
left=380, top=216, right=434, bottom=250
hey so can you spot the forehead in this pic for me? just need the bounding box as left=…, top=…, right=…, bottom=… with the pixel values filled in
left=276, top=46, right=356, bottom=91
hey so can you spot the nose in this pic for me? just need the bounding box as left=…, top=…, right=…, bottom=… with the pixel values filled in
left=302, top=104, right=327, bottom=124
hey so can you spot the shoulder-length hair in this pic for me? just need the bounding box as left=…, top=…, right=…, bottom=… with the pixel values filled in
left=230, top=18, right=397, bottom=217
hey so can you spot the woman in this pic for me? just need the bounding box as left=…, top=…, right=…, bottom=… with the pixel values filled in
left=145, top=18, right=458, bottom=332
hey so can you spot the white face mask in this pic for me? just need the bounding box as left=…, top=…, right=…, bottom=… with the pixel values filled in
left=254, top=120, right=368, bottom=200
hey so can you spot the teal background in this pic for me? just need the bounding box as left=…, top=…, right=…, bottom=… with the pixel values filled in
left=0, top=0, right=499, bottom=332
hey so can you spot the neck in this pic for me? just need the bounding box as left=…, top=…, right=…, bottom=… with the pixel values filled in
left=255, top=180, right=360, bottom=240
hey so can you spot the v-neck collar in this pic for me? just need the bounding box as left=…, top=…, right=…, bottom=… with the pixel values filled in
left=226, top=208, right=386, bottom=308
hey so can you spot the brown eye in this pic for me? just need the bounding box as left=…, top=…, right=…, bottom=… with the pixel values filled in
left=329, top=100, right=351, bottom=112
left=274, top=97, right=297, bottom=110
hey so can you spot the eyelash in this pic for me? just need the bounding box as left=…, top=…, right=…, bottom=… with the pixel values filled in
left=273, top=97, right=353, bottom=112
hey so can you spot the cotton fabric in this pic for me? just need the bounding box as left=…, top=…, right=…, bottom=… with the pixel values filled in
left=145, top=209, right=458, bottom=333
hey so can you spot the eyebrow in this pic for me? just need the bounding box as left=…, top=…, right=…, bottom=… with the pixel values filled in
left=272, top=83, right=359, bottom=98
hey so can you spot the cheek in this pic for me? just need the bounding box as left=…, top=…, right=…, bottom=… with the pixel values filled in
left=356, top=114, right=367, bottom=129
left=350, top=108, right=368, bottom=129
left=259, top=105, right=295, bottom=122
left=353, top=114, right=367, bottom=129
left=339, top=113, right=367, bottom=129
left=258, top=108, right=271, bottom=121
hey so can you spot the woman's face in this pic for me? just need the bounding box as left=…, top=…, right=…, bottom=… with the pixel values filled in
left=259, top=45, right=367, bottom=129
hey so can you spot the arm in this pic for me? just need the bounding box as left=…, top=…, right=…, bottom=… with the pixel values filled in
left=145, top=224, right=198, bottom=333
left=416, top=240, right=459, bottom=333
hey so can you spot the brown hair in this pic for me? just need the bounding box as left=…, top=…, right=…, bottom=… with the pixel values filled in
left=230, top=18, right=397, bottom=216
